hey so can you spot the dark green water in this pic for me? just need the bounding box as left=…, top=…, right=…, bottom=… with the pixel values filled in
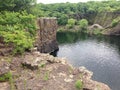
left=56, top=31, right=120, bottom=90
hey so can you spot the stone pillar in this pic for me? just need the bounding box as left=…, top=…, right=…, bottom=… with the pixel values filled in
left=37, top=17, right=58, bottom=53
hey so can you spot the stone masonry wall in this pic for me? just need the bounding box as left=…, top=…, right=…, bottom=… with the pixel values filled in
left=37, top=18, right=58, bottom=53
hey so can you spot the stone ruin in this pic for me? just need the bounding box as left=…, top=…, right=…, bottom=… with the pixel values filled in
left=36, top=17, right=58, bottom=53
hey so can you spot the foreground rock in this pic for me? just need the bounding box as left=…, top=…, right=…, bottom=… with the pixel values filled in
left=0, top=52, right=110, bottom=90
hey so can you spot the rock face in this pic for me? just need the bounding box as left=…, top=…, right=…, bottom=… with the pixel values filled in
left=104, top=23, right=120, bottom=35
left=22, top=51, right=67, bottom=70
left=37, top=18, right=59, bottom=53
left=0, top=52, right=111, bottom=90
left=94, top=12, right=120, bottom=28
left=89, top=12, right=120, bottom=35
left=0, top=60, right=10, bottom=76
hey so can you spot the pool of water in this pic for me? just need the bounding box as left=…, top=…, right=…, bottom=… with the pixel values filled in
left=56, top=31, right=120, bottom=90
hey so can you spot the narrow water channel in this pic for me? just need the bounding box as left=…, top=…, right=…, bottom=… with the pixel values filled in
left=56, top=31, right=120, bottom=90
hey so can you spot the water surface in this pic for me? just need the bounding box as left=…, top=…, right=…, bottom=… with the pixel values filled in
left=56, top=31, right=120, bottom=90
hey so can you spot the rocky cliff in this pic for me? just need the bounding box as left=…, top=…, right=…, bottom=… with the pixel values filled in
left=92, top=12, right=120, bottom=35
left=0, top=51, right=111, bottom=90
left=94, top=12, right=120, bottom=27
left=37, top=18, right=58, bottom=53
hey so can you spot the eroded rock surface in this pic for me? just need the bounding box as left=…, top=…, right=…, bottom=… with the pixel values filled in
left=0, top=52, right=111, bottom=90
left=0, top=60, right=10, bottom=76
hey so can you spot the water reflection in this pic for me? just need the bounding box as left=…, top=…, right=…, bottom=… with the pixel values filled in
left=56, top=31, right=120, bottom=90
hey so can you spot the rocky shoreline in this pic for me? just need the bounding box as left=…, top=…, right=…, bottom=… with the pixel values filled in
left=0, top=51, right=110, bottom=90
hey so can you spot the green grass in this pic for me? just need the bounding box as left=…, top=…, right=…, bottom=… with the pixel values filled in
left=23, top=79, right=27, bottom=90
left=75, top=80, right=83, bottom=90
left=0, top=72, right=15, bottom=90
left=0, top=72, right=12, bottom=82
left=39, top=63, right=45, bottom=68
left=43, top=71, right=49, bottom=81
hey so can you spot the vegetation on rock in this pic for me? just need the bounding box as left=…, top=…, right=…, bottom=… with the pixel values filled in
left=0, top=11, right=36, bottom=54
left=0, top=72, right=12, bottom=82
left=75, top=80, right=83, bottom=90
left=0, top=0, right=36, bottom=54
left=111, top=17, right=120, bottom=27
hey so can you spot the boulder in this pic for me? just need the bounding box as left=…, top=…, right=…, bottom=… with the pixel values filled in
left=89, top=24, right=104, bottom=30
left=21, top=52, right=62, bottom=70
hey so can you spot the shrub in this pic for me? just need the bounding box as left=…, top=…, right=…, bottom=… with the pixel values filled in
left=79, top=19, right=88, bottom=30
left=111, top=18, right=120, bottom=27
left=66, top=18, right=76, bottom=29
left=2, top=31, right=33, bottom=54
left=0, top=11, right=36, bottom=54
left=0, top=72, right=12, bottom=82
left=75, top=80, right=83, bottom=90
left=58, top=14, right=68, bottom=25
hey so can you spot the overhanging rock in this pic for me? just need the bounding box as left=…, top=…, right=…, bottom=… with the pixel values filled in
left=37, top=17, right=58, bottom=53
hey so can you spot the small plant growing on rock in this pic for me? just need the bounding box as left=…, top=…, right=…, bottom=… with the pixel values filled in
left=111, top=19, right=119, bottom=27
left=75, top=80, right=83, bottom=90
left=23, top=79, right=27, bottom=90
left=39, top=63, right=45, bottom=68
left=0, top=72, right=15, bottom=90
left=43, top=71, right=49, bottom=81
left=0, top=72, right=12, bottom=82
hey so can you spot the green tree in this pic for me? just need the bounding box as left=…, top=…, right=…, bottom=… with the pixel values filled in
left=13, top=0, right=36, bottom=12
left=58, top=14, right=68, bottom=25
left=0, top=0, right=15, bottom=11
left=79, top=19, right=88, bottom=30
left=0, top=0, right=36, bottom=12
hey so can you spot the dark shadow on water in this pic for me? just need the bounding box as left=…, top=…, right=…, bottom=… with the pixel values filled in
left=50, top=49, right=59, bottom=57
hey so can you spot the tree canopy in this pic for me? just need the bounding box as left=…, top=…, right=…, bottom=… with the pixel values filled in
left=0, top=0, right=36, bottom=12
left=34, top=0, right=120, bottom=25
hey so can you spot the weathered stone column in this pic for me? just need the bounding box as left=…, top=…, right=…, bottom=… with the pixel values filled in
left=37, top=17, right=58, bottom=53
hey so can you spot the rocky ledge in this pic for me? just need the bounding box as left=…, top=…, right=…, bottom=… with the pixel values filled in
left=0, top=51, right=110, bottom=90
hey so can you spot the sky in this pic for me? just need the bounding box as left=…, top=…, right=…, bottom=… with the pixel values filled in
left=37, top=0, right=106, bottom=4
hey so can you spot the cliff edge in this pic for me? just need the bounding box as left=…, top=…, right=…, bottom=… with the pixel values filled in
left=0, top=51, right=110, bottom=90
left=89, top=12, right=120, bottom=35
